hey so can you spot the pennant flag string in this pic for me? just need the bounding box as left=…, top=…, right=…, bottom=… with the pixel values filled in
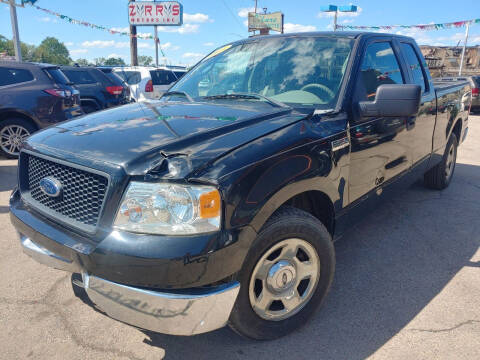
left=337, top=18, right=480, bottom=31
left=30, top=4, right=167, bottom=57
left=29, top=3, right=479, bottom=55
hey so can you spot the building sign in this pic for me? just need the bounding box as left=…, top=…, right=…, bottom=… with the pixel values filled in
left=128, top=1, right=183, bottom=26
left=248, top=12, right=283, bottom=33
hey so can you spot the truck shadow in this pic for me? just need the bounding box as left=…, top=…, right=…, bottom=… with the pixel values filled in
left=0, top=206, right=10, bottom=214
left=138, top=162, right=480, bottom=360
left=0, top=163, right=18, bottom=192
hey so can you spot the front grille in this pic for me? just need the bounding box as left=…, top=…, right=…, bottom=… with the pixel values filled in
left=25, top=153, right=108, bottom=229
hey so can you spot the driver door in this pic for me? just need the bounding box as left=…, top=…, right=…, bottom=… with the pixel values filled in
left=348, top=39, right=412, bottom=202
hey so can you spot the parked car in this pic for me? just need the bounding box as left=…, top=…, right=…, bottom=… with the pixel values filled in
left=11, top=33, right=471, bottom=339
left=60, top=66, right=130, bottom=114
left=436, top=76, right=479, bottom=113
left=110, top=66, right=186, bottom=101
left=150, top=66, right=187, bottom=98
left=0, top=61, right=82, bottom=158
left=96, top=67, right=131, bottom=101
left=473, top=76, right=480, bottom=112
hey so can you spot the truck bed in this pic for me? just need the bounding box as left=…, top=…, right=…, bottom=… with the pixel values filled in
left=433, top=79, right=470, bottom=91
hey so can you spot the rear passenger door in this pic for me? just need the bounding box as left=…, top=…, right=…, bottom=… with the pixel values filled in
left=348, top=39, right=412, bottom=202
left=398, top=41, right=436, bottom=169
left=0, top=66, right=36, bottom=109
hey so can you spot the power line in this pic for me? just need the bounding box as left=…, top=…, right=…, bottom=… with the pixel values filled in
left=221, top=0, right=245, bottom=31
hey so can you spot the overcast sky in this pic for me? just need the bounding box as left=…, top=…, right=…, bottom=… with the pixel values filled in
left=1, top=0, right=479, bottom=66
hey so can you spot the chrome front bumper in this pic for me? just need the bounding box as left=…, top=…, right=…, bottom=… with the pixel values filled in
left=20, top=235, right=240, bottom=336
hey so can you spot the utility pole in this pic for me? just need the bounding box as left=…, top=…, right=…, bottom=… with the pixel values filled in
left=130, top=0, right=138, bottom=66
left=458, top=22, right=470, bottom=76
left=333, top=9, right=338, bottom=31
left=9, top=0, right=22, bottom=61
left=259, top=7, right=269, bottom=35
left=154, top=26, right=159, bottom=67
left=253, top=0, right=258, bottom=36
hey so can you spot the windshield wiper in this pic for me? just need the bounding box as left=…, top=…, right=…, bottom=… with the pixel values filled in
left=203, top=93, right=290, bottom=108
left=162, top=91, right=194, bottom=103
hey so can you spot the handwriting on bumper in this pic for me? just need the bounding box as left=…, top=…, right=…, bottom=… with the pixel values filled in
left=89, top=282, right=194, bottom=319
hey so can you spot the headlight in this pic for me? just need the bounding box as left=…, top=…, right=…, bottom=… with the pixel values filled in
left=114, top=182, right=221, bottom=235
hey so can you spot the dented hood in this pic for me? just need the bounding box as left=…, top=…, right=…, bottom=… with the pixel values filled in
left=27, top=100, right=307, bottom=175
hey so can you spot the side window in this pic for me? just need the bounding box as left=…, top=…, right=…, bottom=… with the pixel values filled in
left=401, top=43, right=427, bottom=93
left=0, top=68, right=33, bottom=86
left=150, top=70, right=177, bottom=85
left=119, top=71, right=141, bottom=85
left=358, top=42, right=404, bottom=101
left=62, top=70, right=96, bottom=84
left=174, top=71, right=186, bottom=80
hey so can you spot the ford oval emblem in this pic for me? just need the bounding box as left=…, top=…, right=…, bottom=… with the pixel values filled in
left=39, top=177, right=62, bottom=198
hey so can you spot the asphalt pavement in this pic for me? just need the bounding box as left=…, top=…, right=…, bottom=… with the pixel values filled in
left=0, top=116, right=479, bottom=360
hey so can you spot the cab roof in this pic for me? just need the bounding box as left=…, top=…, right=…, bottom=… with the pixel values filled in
left=229, top=31, right=415, bottom=46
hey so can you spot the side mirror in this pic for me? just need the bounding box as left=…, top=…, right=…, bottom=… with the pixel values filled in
left=358, top=84, right=421, bottom=118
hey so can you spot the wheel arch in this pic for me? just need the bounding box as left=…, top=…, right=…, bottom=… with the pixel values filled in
left=80, top=98, right=101, bottom=110
left=451, top=118, right=462, bottom=143
left=0, top=110, right=39, bottom=130
left=249, top=179, right=338, bottom=239
left=281, top=190, right=335, bottom=236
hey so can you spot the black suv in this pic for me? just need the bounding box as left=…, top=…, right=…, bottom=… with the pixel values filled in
left=61, top=66, right=130, bottom=114
left=96, top=67, right=131, bottom=102
left=0, top=61, right=82, bottom=158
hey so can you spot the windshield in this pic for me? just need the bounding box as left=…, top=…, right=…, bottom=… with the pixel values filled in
left=170, top=36, right=354, bottom=108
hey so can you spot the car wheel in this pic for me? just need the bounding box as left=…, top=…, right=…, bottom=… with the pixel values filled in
left=0, top=118, right=36, bottom=159
left=229, top=207, right=335, bottom=340
left=82, top=104, right=98, bottom=114
left=424, top=133, right=458, bottom=190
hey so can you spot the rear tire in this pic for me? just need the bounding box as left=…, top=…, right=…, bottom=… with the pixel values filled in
left=424, top=133, right=458, bottom=190
left=228, top=207, right=335, bottom=340
left=0, top=118, right=36, bottom=159
left=82, top=104, right=98, bottom=114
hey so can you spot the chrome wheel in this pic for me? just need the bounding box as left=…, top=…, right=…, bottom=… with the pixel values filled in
left=0, top=124, right=30, bottom=156
left=445, top=141, right=456, bottom=181
left=249, top=238, right=320, bottom=321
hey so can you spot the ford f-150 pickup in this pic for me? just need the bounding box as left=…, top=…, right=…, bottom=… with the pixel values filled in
left=10, top=32, right=471, bottom=340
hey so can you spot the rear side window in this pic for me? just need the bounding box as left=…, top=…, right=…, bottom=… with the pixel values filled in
left=472, top=77, right=480, bottom=88
left=401, top=43, right=428, bottom=93
left=44, top=68, right=70, bottom=85
left=150, top=70, right=177, bottom=85
left=358, top=42, right=404, bottom=101
left=174, top=71, right=186, bottom=80
left=62, top=70, right=97, bottom=84
left=89, top=69, right=114, bottom=85
left=106, top=72, right=125, bottom=86
left=0, top=67, right=34, bottom=86
left=115, top=71, right=141, bottom=85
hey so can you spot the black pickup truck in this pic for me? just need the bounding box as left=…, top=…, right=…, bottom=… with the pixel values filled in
left=10, top=32, right=471, bottom=340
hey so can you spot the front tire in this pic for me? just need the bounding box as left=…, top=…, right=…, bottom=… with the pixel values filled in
left=229, top=207, right=335, bottom=340
left=424, top=133, right=458, bottom=190
left=0, top=118, right=36, bottom=158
